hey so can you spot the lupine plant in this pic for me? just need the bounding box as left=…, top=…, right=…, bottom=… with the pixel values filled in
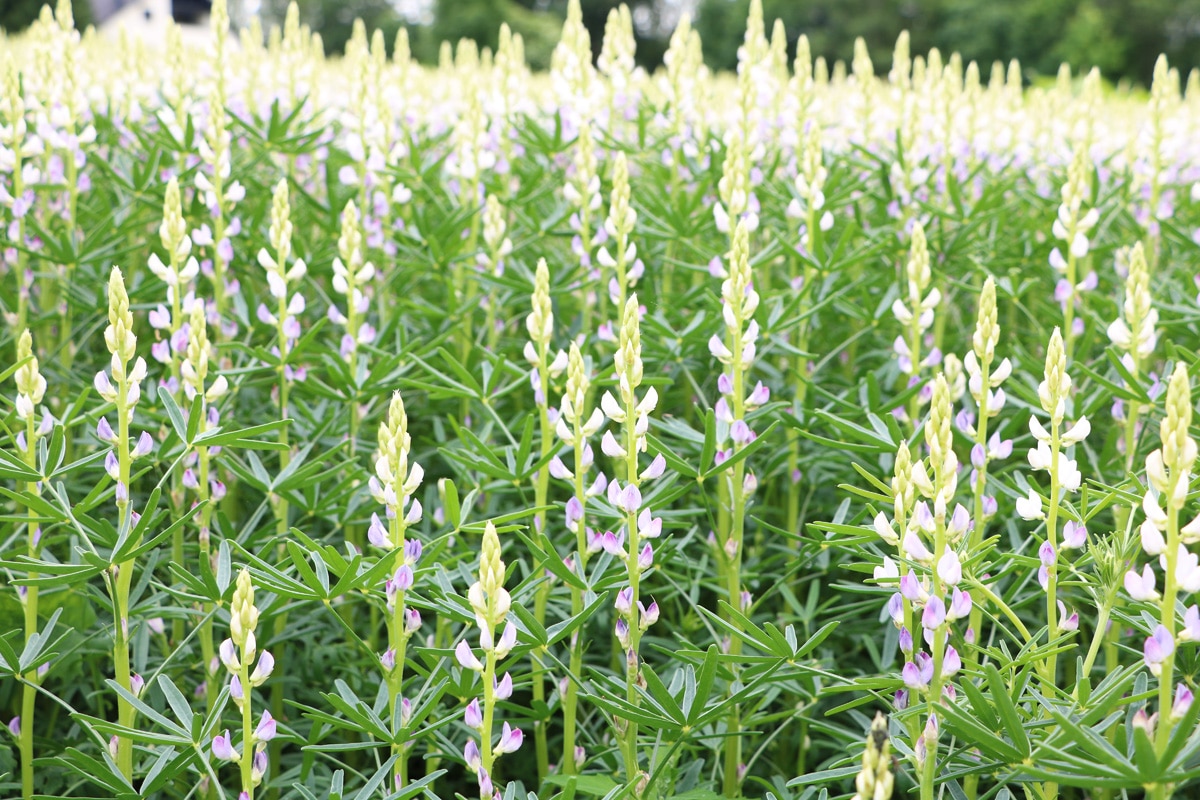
left=9, top=1, right=1200, bottom=799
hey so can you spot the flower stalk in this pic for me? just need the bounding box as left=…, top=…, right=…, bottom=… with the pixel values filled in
left=15, top=329, right=47, bottom=800
left=94, top=266, right=149, bottom=779
left=552, top=343, right=605, bottom=774
left=367, top=391, right=425, bottom=788
left=212, top=569, right=277, bottom=800
left=456, top=521, right=523, bottom=798
left=600, top=294, right=664, bottom=797
left=708, top=218, right=763, bottom=797
left=523, top=257, right=565, bottom=781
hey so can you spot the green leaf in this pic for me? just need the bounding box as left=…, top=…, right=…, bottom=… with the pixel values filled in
left=442, top=477, right=461, bottom=529
left=700, top=421, right=779, bottom=479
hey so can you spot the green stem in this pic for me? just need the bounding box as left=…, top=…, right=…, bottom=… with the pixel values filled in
left=621, top=380, right=645, bottom=795
left=966, top=349, right=992, bottom=668
left=562, top=422, right=590, bottom=775
left=481, top=647, right=498, bottom=778
left=198, top=446, right=218, bottom=710
left=386, top=516, right=411, bottom=789
left=1044, top=425, right=1062, bottom=683
left=112, top=368, right=136, bottom=779
left=20, top=412, right=38, bottom=800
left=1155, top=498, right=1181, bottom=756
left=919, top=514, right=948, bottom=800
left=238, top=658, right=255, bottom=798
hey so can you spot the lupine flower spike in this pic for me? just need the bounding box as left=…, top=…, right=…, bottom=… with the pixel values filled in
left=1126, top=364, right=1199, bottom=755
left=212, top=569, right=276, bottom=799
left=367, top=390, right=424, bottom=788
left=602, top=294, right=665, bottom=797
left=1021, top=328, right=1088, bottom=679
left=892, top=221, right=940, bottom=428
left=457, top=522, right=522, bottom=799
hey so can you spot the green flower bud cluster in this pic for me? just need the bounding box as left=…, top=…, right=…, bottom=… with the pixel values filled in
left=14, top=330, right=46, bottom=423
left=550, top=0, right=595, bottom=120
left=1108, top=242, right=1157, bottom=360
left=853, top=713, right=894, bottom=800
left=598, top=5, right=636, bottom=95
left=182, top=301, right=229, bottom=404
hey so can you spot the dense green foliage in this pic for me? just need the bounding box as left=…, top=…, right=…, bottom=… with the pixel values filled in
left=6, top=2, right=1200, bottom=800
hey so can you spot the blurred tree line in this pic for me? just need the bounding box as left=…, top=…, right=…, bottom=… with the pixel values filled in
left=694, top=0, right=1200, bottom=87
left=0, top=0, right=91, bottom=33
left=271, top=0, right=1200, bottom=85
left=3, top=0, right=1198, bottom=85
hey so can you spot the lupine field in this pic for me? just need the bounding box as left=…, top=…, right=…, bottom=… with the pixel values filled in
left=5, top=0, right=1200, bottom=798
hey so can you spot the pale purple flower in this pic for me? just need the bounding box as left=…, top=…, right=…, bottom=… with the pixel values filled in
left=464, top=698, right=483, bottom=729
left=922, top=596, right=946, bottom=629
left=615, top=587, right=633, bottom=615
left=1183, top=606, right=1200, bottom=641
left=899, top=571, right=927, bottom=603
left=1062, top=520, right=1087, bottom=549
left=368, top=513, right=391, bottom=548
left=495, top=721, right=524, bottom=754
left=494, top=672, right=514, bottom=701
left=456, top=640, right=483, bottom=671
left=902, top=653, right=934, bottom=688
left=211, top=730, right=236, bottom=760
left=1173, top=684, right=1194, bottom=719
left=495, top=622, right=517, bottom=656
left=637, top=544, right=653, bottom=572
left=886, top=592, right=904, bottom=624
left=946, top=589, right=973, bottom=621
left=255, top=711, right=277, bottom=743
left=464, top=739, right=482, bottom=772
left=640, top=454, right=666, bottom=480
left=943, top=645, right=962, bottom=676
left=937, top=550, right=962, bottom=586
left=1125, top=565, right=1159, bottom=601
left=250, top=651, right=274, bottom=684
left=1144, top=625, right=1175, bottom=675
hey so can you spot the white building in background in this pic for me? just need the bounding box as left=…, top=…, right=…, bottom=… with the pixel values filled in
left=93, top=0, right=212, bottom=42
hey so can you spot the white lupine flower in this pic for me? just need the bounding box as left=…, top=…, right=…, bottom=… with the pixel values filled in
left=1016, top=490, right=1044, bottom=520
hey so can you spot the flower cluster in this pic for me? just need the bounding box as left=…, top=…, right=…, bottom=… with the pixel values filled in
left=329, top=200, right=377, bottom=360
left=891, top=221, right=941, bottom=418
left=709, top=220, right=767, bottom=470
left=368, top=392, right=424, bottom=788
left=1049, top=145, right=1100, bottom=339
left=1, top=57, right=40, bottom=328
left=456, top=522, right=522, bottom=799
left=552, top=344, right=606, bottom=500
left=212, top=569, right=277, bottom=799
left=94, top=267, right=151, bottom=508
left=960, top=277, right=1013, bottom=499
left=479, top=194, right=513, bottom=279
left=852, top=713, right=895, bottom=800
left=148, top=177, right=201, bottom=393
left=523, top=258, right=568, bottom=410
left=368, top=392, right=424, bottom=543
left=256, top=179, right=309, bottom=387
left=15, top=330, right=48, bottom=435
left=787, top=123, right=833, bottom=257
left=714, top=131, right=760, bottom=235
left=1017, top=329, right=1089, bottom=525
left=885, top=378, right=972, bottom=768
left=597, top=152, right=644, bottom=336
left=564, top=121, right=603, bottom=274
